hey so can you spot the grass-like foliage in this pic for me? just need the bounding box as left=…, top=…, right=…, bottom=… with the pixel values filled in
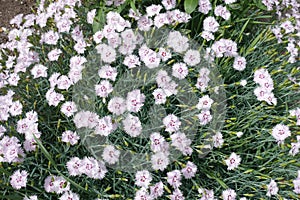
left=0, top=0, right=299, bottom=199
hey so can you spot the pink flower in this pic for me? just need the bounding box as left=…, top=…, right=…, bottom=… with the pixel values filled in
left=151, top=152, right=169, bottom=171
left=225, top=152, right=241, bottom=170
left=203, top=16, right=219, bottom=33
left=170, top=189, right=185, bottom=200
left=150, top=181, right=164, bottom=198
left=172, top=62, right=188, bottom=80
left=170, top=132, right=192, bottom=156
left=197, top=110, right=212, bottom=125
left=214, top=5, right=231, bottom=20
left=98, top=65, right=118, bottom=81
left=59, top=191, right=80, bottom=200
left=48, top=48, right=62, bottom=61
left=56, top=75, right=72, bottom=90
left=61, top=130, right=80, bottom=145
left=197, top=95, right=214, bottom=110
left=87, top=9, right=96, bottom=24
left=135, top=170, right=152, bottom=188
left=271, top=124, right=291, bottom=144
left=66, top=157, right=82, bottom=176
left=108, top=97, right=126, bottom=115
left=152, top=88, right=167, bottom=105
left=146, top=5, right=162, bottom=17
left=198, top=0, right=212, bottom=14
left=102, top=145, right=120, bottom=165
left=222, top=189, right=236, bottom=200
left=95, top=116, right=114, bottom=136
left=181, top=161, right=197, bottom=179
left=31, top=64, right=48, bottom=79
left=167, top=170, right=182, bottom=188
left=126, top=89, right=145, bottom=113
left=123, top=114, right=142, bottom=137
left=266, top=179, right=278, bottom=197
left=95, top=80, right=113, bottom=98
left=60, top=101, right=77, bottom=117
left=42, top=30, right=59, bottom=45
left=163, top=114, right=181, bottom=133
left=123, top=55, right=140, bottom=68
left=162, top=0, right=176, bottom=10
left=10, top=170, right=28, bottom=189
left=233, top=56, right=247, bottom=71
left=134, top=187, right=151, bottom=200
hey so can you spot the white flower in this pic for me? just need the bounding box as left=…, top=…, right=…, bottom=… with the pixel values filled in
left=203, top=16, right=219, bottom=33
left=59, top=191, right=80, bottom=200
left=213, top=132, right=224, bottom=148
left=271, top=124, right=291, bottom=144
left=197, top=110, right=212, bottom=125
left=31, top=64, right=48, bottom=79
left=201, top=31, right=215, bottom=41
left=137, top=16, right=153, bottom=31
left=61, top=101, right=77, bottom=117
left=158, top=48, right=172, bottom=61
left=163, top=114, right=181, bottom=133
left=123, top=55, right=140, bottom=68
left=10, top=170, right=28, bottom=189
left=171, top=132, right=192, bottom=155
left=126, top=89, right=145, bottom=113
left=61, top=130, right=80, bottom=145
left=156, top=70, right=171, bottom=88
left=240, top=79, right=247, bottom=87
left=293, top=179, right=300, bottom=194
left=222, top=189, right=237, bottom=200
left=266, top=179, right=278, bottom=197
left=57, top=75, right=73, bottom=90
left=172, top=62, right=188, bottom=80
left=9, top=100, right=23, bottom=116
left=162, top=0, right=176, bottom=10
left=152, top=88, right=167, bottom=104
left=146, top=4, right=162, bottom=17
left=93, top=31, right=104, bottom=44
left=198, top=0, right=212, bottom=14
left=95, top=80, right=113, bottom=98
left=181, top=161, right=197, bottom=179
left=170, top=189, right=184, bottom=200
left=167, top=170, right=182, bottom=188
left=214, top=5, right=231, bottom=20
left=150, top=132, right=168, bottom=153
left=66, top=157, right=82, bottom=176
left=225, top=152, right=241, bottom=170
left=135, top=170, right=152, bottom=188
left=233, top=56, right=247, bottom=71
left=151, top=152, right=169, bottom=171
left=48, top=48, right=62, bottom=61
left=97, top=44, right=117, bottom=63
left=154, top=13, right=168, bottom=28
left=224, top=0, right=237, bottom=4
left=95, top=116, right=114, bottom=136
left=167, top=31, right=189, bottom=53
left=197, top=95, right=214, bottom=110
left=87, top=9, right=96, bottom=24
left=108, top=97, right=126, bottom=115
left=102, top=145, right=120, bottom=165
left=98, top=65, right=118, bottom=81
left=236, top=131, right=244, bottom=138
left=123, top=114, right=142, bottom=137
left=134, top=187, right=152, bottom=200
left=150, top=181, right=164, bottom=198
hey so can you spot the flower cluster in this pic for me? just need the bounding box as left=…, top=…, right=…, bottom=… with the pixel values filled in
left=263, top=0, right=300, bottom=63
left=66, top=156, right=107, bottom=179
left=254, top=68, right=277, bottom=105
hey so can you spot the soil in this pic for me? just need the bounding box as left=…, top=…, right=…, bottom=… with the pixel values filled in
left=0, top=0, right=36, bottom=43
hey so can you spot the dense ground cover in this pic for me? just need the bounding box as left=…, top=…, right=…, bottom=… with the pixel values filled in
left=0, top=0, right=299, bottom=199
